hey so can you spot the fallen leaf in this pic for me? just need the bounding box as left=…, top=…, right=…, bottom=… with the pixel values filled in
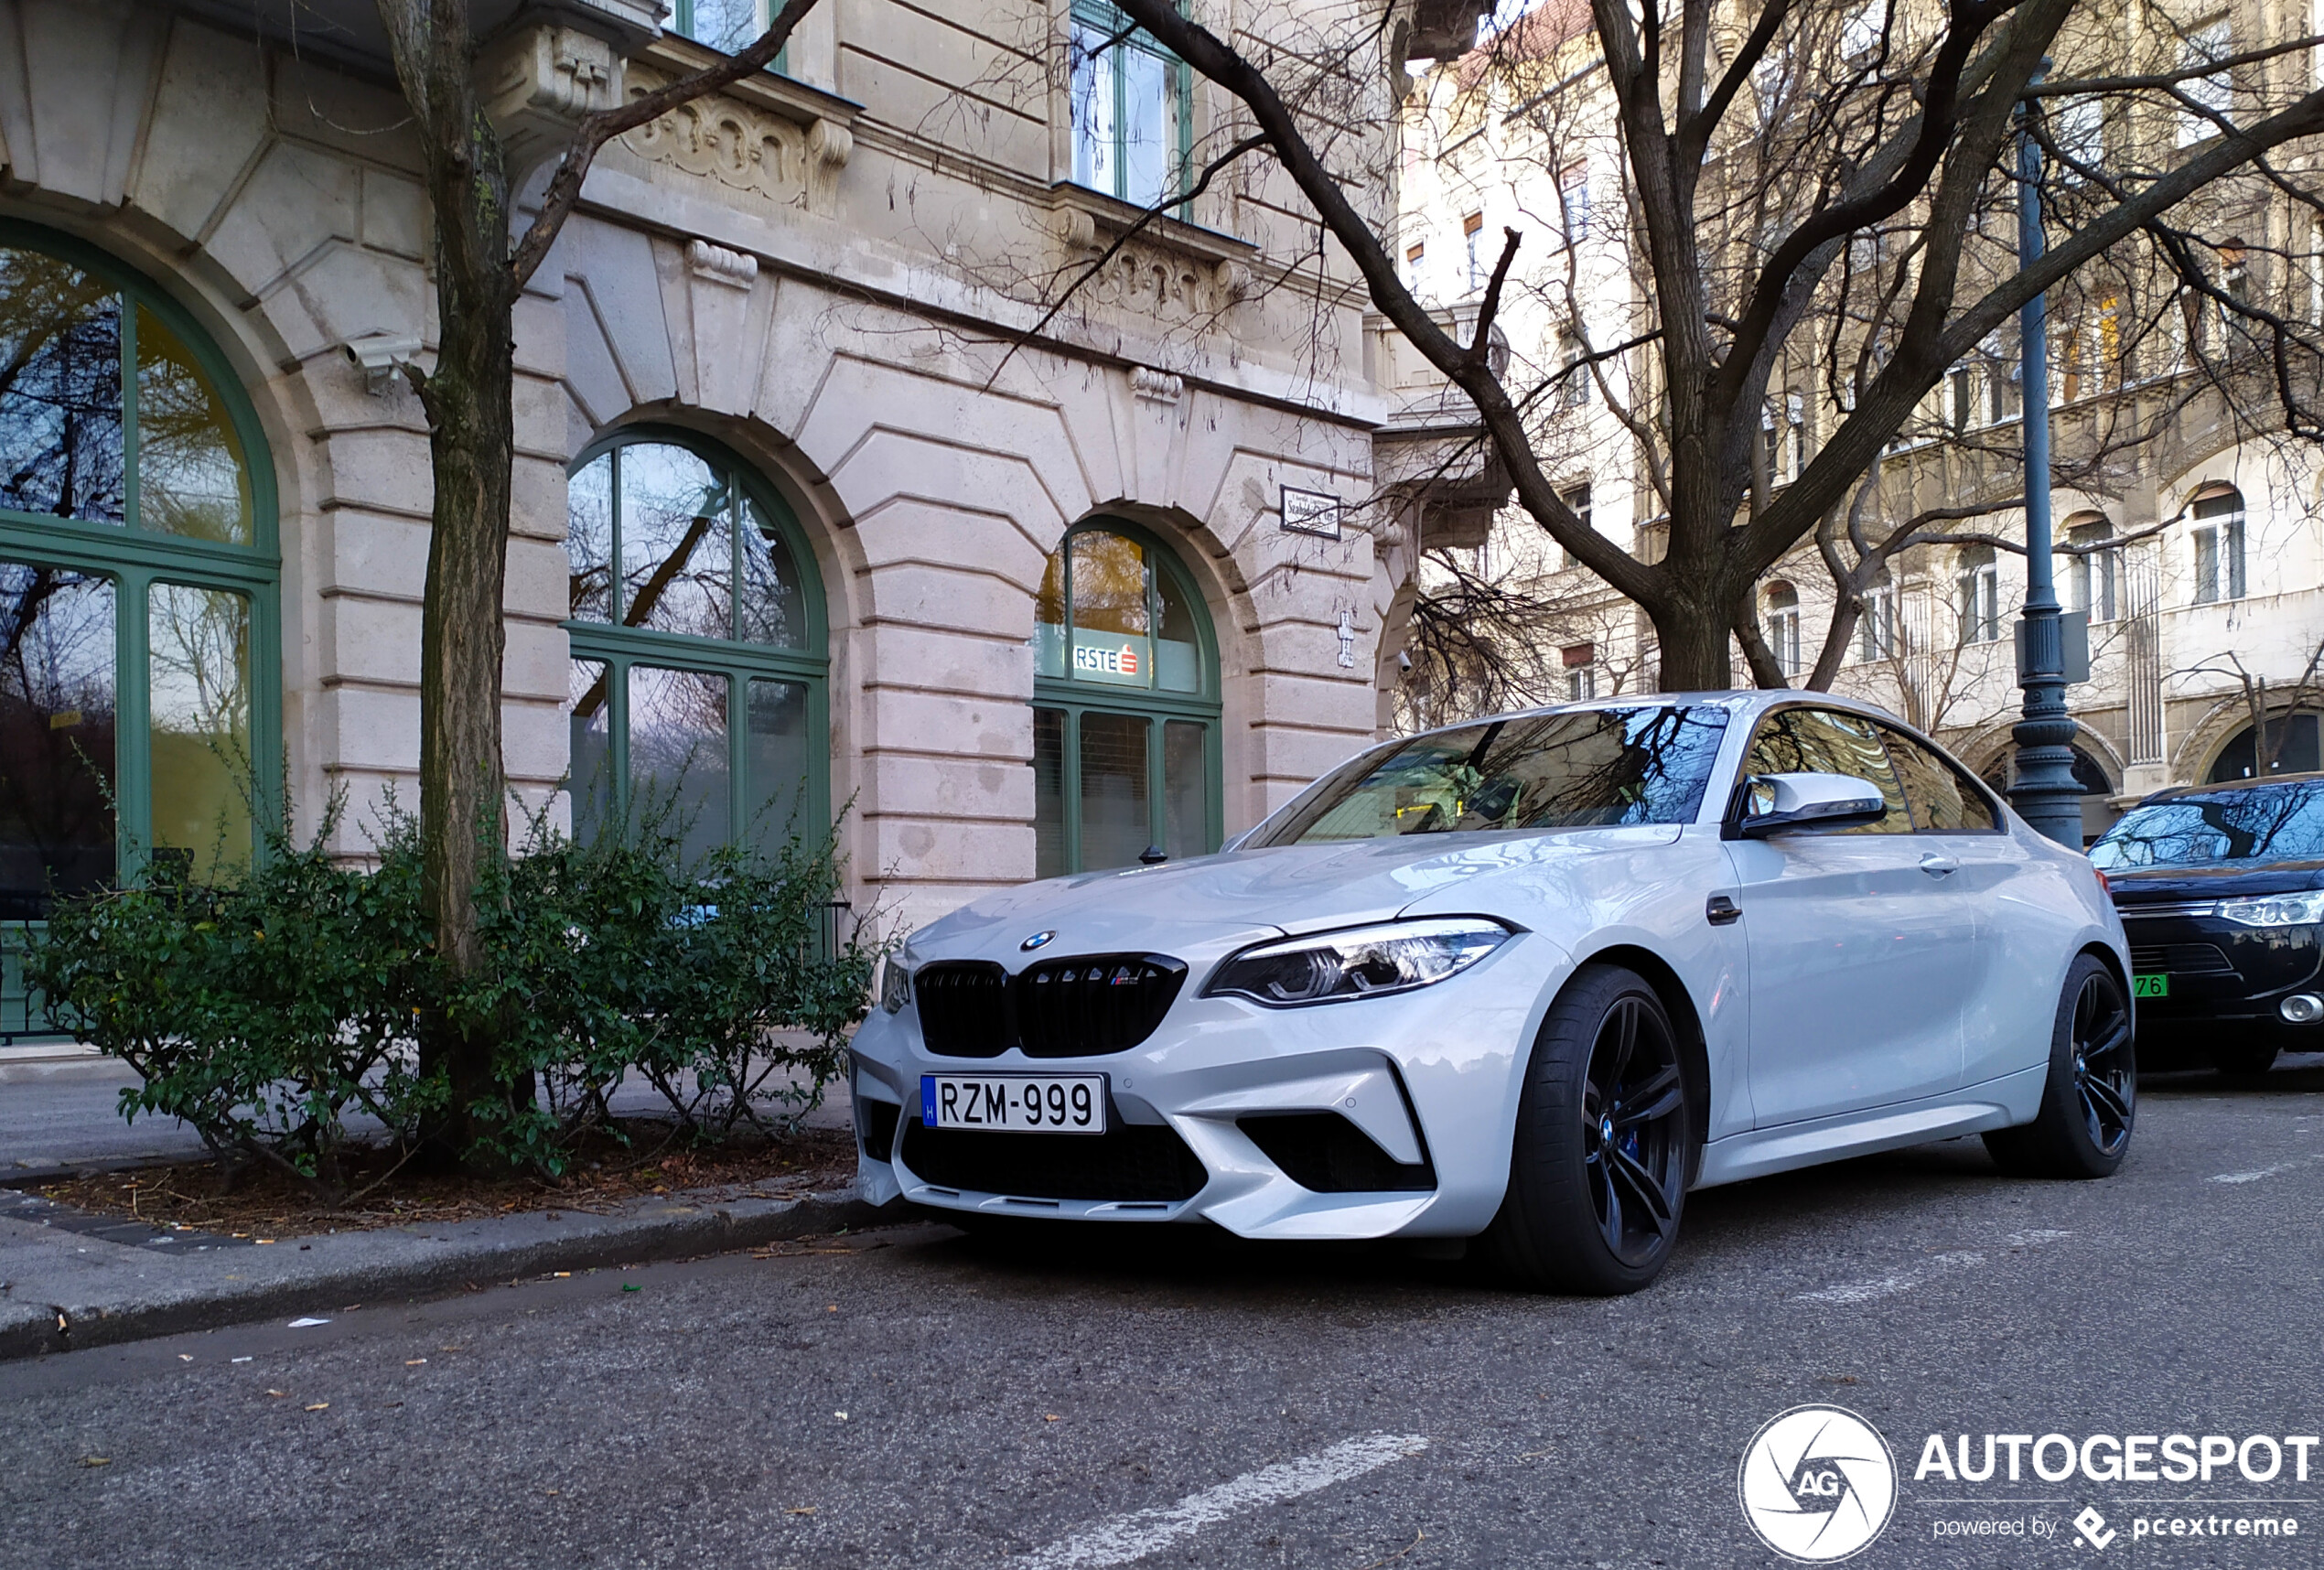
left=266, top=1390, right=289, bottom=1398
left=544, top=1489, right=560, bottom=1497
left=78, top=1457, right=110, bottom=1468
left=786, top=1506, right=816, bottom=1516
left=1044, top=1414, right=1061, bottom=1423
left=825, top=1305, right=837, bottom=1313
left=304, top=1403, right=329, bottom=1412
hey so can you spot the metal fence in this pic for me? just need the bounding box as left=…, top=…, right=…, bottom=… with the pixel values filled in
left=1, top=924, right=70, bottom=1047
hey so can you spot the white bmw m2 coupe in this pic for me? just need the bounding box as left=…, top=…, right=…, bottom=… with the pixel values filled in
left=848, top=692, right=2135, bottom=1294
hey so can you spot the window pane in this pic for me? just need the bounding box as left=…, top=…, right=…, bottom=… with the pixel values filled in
left=135, top=306, right=251, bottom=544
left=629, top=665, right=730, bottom=866
left=681, top=0, right=764, bottom=50
left=0, top=563, right=115, bottom=917
left=1741, top=707, right=1910, bottom=833
left=568, top=657, right=612, bottom=843
left=619, top=443, right=732, bottom=640
left=0, top=251, right=124, bottom=523
left=1034, top=548, right=1067, bottom=679
left=1068, top=530, right=1152, bottom=688
left=1163, top=718, right=1206, bottom=857
left=745, top=677, right=808, bottom=849
left=1120, top=45, right=1170, bottom=209
left=147, top=582, right=251, bottom=880
left=1079, top=710, right=1149, bottom=869
left=1264, top=706, right=1730, bottom=844
left=1034, top=705, right=1066, bottom=878
left=1071, top=25, right=1117, bottom=195
left=1878, top=725, right=1996, bottom=833
left=1155, top=561, right=1201, bottom=692
left=738, top=494, right=806, bottom=648
left=567, top=452, right=614, bottom=623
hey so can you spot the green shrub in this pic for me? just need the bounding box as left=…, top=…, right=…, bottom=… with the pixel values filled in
left=24, top=797, right=882, bottom=1195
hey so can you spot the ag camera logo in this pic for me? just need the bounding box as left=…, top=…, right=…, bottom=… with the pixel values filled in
left=1739, top=1405, right=1899, bottom=1563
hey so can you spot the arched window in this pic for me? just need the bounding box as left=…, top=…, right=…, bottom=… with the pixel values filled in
left=1956, top=543, right=2000, bottom=643
left=1762, top=581, right=1801, bottom=677
left=1031, top=521, right=1221, bottom=875
left=2063, top=511, right=2117, bottom=621
left=0, top=223, right=276, bottom=925
left=562, top=431, right=827, bottom=862
left=2189, top=484, right=2245, bottom=604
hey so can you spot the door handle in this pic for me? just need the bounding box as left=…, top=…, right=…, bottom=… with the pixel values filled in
left=1918, top=853, right=1960, bottom=877
left=1706, top=894, right=1742, bottom=925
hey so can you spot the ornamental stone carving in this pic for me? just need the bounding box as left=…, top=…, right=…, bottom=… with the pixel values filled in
left=479, top=25, right=623, bottom=180
left=1082, top=244, right=1246, bottom=323
left=619, top=70, right=851, bottom=216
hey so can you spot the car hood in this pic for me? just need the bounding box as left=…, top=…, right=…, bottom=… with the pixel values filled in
left=908, top=826, right=1684, bottom=965
left=2107, top=858, right=2324, bottom=905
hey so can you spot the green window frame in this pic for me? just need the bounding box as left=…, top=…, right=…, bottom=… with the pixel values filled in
left=0, top=221, right=278, bottom=1039
left=1069, top=0, right=1194, bottom=212
left=562, top=428, right=829, bottom=857
left=669, top=0, right=790, bottom=70
left=1032, top=520, right=1221, bottom=876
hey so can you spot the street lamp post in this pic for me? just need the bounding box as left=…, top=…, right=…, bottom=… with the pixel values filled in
left=2008, top=71, right=2087, bottom=847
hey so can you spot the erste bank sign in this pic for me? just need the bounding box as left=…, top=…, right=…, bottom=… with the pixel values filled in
left=1071, top=632, right=1150, bottom=685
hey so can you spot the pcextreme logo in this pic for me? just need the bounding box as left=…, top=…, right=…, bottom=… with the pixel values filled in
left=1739, top=1405, right=1899, bottom=1563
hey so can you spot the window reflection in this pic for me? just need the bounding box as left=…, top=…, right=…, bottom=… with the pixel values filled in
left=0, top=562, right=115, bottom=917
left=569, top=658, right=612, bottom=843
left=619, top=442, right=731, bottom=640
left=2091, top=780, right=2324, bottom=869
left=0, top=252, right=124, bottom=523
left=739, top=494, right=805, bottom=649
left=567, top=453, right=614, bottom=622
left=629, top=664, right=729, bottom=866
left=135, top=306, right=251, bottom=544
left=147, top=582, right=251, bottom=880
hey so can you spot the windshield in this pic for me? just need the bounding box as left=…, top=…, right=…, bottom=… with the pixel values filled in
left=1256, top=705, right=1732, bottom=846
left=2089, top=780, right=2324, bottom=870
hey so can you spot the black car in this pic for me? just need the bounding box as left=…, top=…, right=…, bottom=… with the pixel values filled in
left=2089, top=771, right=2324, bottom=1075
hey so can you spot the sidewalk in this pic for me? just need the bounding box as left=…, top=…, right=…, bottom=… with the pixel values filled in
left=0, top=1059, right=888, bottom=1360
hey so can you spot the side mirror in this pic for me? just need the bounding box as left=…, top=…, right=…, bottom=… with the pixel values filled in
left=1736, top=772, right=1889, bottom=838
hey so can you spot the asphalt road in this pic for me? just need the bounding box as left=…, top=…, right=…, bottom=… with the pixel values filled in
left=5, top=1061, right=2321, bottom=1570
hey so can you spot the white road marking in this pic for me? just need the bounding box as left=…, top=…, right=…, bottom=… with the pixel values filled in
left=1014, top=1432, right=1429, bottom=1569
left=2211, top=1155, right=2323, bottom=1184
left=1796, top=1231, right=2071, bottom=1303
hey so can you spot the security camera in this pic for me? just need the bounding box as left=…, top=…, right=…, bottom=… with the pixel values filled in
left=341, top=331, right=424, bottom=395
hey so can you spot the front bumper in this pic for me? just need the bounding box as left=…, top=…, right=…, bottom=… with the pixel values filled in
left=847, top=933, right=1562, bottom=1240
left=2118, top=912, right=2324, bottom=1031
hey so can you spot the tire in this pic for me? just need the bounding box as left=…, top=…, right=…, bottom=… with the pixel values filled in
left=1984, top=953, right=2135, bottom=1179
left=2212, top=1040, right=2280, bottom=1078
left=1485, top=963, right=1696, bottom=1295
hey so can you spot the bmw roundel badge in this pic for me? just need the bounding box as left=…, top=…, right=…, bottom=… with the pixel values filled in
left=1021, top=930, right=1056, bottom=952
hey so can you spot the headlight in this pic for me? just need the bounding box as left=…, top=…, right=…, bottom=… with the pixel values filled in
left=1205, top=918, right=1512, bottom=1006
left=880, top=956, right=913, bottom=1013
left=2216, top=891, right=2324, bottom=928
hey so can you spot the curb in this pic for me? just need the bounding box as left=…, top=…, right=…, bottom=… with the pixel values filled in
left=0, top=1187, right=890, bottom=1360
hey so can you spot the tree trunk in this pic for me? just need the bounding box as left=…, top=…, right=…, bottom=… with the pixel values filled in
left=1649, top=591, right=1737, bottom=693
left=414, top=239, right=518, bottom=1152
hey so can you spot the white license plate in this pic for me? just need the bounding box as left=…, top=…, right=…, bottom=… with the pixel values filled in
left=920, top=1074, right=1107, bottom=1134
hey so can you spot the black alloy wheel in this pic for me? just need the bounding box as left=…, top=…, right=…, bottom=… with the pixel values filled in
left=1985, top=953, right=2136, bottom=1179
left=1581, top=995, right=1689, bottom=1267
left=2070, top=969, right=2136, bottom=1156
left=1487, top=963, right=1697, bottom=1295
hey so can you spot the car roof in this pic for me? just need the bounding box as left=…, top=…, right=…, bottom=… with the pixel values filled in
left=2136, top=769, right=2324, bottom=804
left=1402, top=688, right=1913, bottom=744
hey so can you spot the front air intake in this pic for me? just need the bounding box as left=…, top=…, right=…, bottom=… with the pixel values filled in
left=913, top=962, right=1011, bottom=1058
left=1014, top=954, right=1188, bottom=1057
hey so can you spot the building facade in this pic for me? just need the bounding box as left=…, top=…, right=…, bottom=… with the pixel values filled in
left=1393, top=0, right=2324, bottom=838
left=0, top=0, right=1439, bottom=1034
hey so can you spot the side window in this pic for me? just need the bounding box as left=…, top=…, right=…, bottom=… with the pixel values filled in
left=1877, top=725, right=2000, bottom=833
left=1740, top=708, right=1911, bottom=834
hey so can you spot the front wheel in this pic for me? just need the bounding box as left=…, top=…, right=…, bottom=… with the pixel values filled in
left=1485, top=964, right=1696, bottom=1295
left=1984, top=954, right=2135, bottom=1178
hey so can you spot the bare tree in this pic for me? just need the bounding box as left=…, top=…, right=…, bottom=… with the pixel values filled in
left=1094, top=0, right=2324, bottom=695
left=2179, top=641, right=2324, bottom=776
left=371, top=0, right=821, bottom=1152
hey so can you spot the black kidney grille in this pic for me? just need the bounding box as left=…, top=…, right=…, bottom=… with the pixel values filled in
left=913, top=962, right=1011, bottom=1058
left=913, top=952, right=1187, bottom=1058
left=899, top=1120, right=1209, bottom=1202
left=1015, top=954, right=1188, bottom=1057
